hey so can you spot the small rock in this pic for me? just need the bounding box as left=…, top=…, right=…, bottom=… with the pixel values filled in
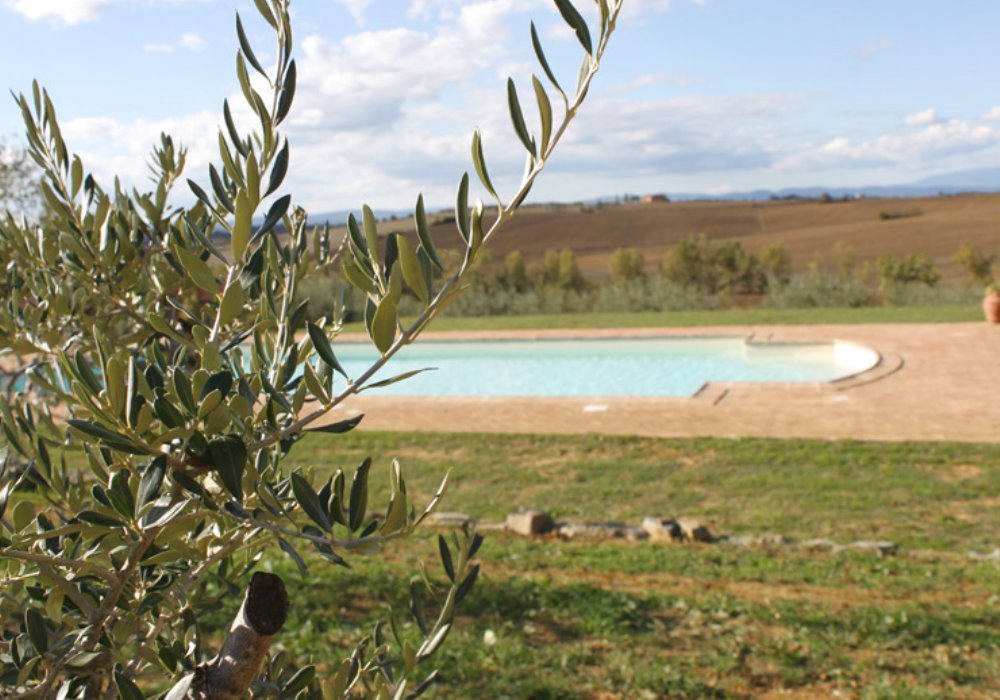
left=757, top=534, right=796, bottom=547
left=625, top=527, right=650, bottom=542
left=841, top=540, right=898, bottom=557
left=641, top=517, right=682, bottom=543
left=557, top=521, right=639, bottom=540
left=426, top=512, right=476, bottom=528
left=969, top=548, right=1000, bottom=561
left=506, top=509, right=555, bottom=536
left=677, top=518, right=714, bottom=543
left=719, top=535, right=755, bottom=547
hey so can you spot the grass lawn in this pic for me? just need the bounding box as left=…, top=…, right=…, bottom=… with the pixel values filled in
left=241, top=432, right=1000, bottom=699
left=343, top=304, right=981, bottom=334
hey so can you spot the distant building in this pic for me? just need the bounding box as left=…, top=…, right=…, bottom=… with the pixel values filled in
left=640, top=194, right=669, bottom=204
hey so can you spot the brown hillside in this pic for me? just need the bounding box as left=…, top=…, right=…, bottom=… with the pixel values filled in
left=343, top=193, right=1000, bottom=282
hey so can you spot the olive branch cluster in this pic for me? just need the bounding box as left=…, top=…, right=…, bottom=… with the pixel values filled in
left=0, top=0, right=622, bottom=697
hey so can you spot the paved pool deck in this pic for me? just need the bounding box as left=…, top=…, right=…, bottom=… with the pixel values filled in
left=322, top=322, right=1000, bottom=443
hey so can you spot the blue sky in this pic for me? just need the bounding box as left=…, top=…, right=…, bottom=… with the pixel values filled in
left=1, top=0, right=999, bottom=211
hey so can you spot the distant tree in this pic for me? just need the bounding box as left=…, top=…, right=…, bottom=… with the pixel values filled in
left=558, top=248, right=588, bottom=291
left=609, top=246, right=646, bottom=286
left=832, top=241, right=858, bottom=281
left=877, top=253, right=941, bottom=291
left=538, top=249, right=561, bottom=287
left=712, top=240, right=764, bottom=294
left=662, top=233, right=714, bottom=290
left=952, top=242, right=995, bottom=287
left=760, top=242, right=792, bottom=286
left=497, top=249, right=530, bottom=291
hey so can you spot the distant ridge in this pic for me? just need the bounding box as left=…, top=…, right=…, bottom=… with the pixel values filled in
left=667, top=167, right=1000, bottom=202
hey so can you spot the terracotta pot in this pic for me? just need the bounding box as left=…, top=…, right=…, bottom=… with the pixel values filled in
left=984, top=292, right=1000, bottom=323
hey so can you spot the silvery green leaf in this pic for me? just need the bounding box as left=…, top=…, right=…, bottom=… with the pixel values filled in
left=114, top=668, right=145, bottom=700
left=370, top=295, right=397, bottom=355
left=471, top=130, right=499, bottom=203
left=140, top=500, right=189, bottom=529
left=363, top=368, right=435, bottom=390
left=252, top=0, right=277, bottom=28
left=305, top=414, right=364, bottom=435
left=362, top=205, right=380, bottom=270
left=348, top=457, right=371, bottom=533
left=532, top=75, right=553, bottom=155
left=278, top=537, right=308, bottom=576
left=236, top=13, right=268, bottom=78
left=276, top=60, right=297, bottom=124
left=307, top=322, right=348, bottom=378
left=230, top=190, right=253, bottom=260
left=208, top=435, right=247, bottom=502
left=291, top=472, right=331, bottom=532
left=506, top=79, right=536, bottom=157
left=553, top=0, right=593, bottom=55
left=137, top=456, right=166, bottom=508
left=78, top=510, right=125, bottom=528
left=417, top=622, right=452, bottom=661
left=531, top=21, right=563, bottom=96
left=454, top=172, right=471, bottom=243
left=209, top=164, right=234, bottom=213
left=264, top=139, right=289, bottom=197
left=347, top=212, right=367, bottom=255
left=415, top=194, right=443, bottom=271
left=455, top=564, right=480, bottom=604
left=224, top=99, right=248, bottom=157
left=24, top=609, right=47, bottom=655
left=438, top=535, right=455, bottom=582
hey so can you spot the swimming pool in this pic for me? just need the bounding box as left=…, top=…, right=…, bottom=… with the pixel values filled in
left=336, top=336, right=878, bottom=397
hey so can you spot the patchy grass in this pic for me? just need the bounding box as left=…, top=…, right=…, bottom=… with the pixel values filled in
left=234, top=432, right=1000, bottom=698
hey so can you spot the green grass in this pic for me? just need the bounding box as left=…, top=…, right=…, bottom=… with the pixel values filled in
left=343, top=304, right=981, bottom=333
left=240, top=432, right=1000, bottom=698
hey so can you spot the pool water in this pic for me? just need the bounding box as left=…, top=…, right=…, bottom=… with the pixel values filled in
left=337, top=336, right=876, bottom=397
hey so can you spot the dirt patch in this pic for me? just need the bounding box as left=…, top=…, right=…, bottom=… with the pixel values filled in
left=936, top=464, right=984, bottom=483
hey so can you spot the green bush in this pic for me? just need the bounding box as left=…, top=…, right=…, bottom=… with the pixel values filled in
left=609, top=247, right=646, bottom=286
left=0, top=1, right=622, bottom=697
left=662, top=234, right=764, bottom=295
left=760, top=242, right=792, bottom=286
left=952, top=242, right=995, bottom=287
left=877, top=253, right=941, bottom=292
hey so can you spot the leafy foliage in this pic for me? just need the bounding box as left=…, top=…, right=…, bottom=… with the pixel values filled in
left=0, top=0, right=622, bottom=697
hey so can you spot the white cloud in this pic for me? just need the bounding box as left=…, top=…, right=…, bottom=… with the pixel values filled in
left=179, top=32, right=206, bottom=51
left=904, top=108, right=939, bottom=126
left=776, top=116, right=999, bottom=171
left=2, top=0, right=111, bottom=25
left=983, top=106, right=1000, bottom=121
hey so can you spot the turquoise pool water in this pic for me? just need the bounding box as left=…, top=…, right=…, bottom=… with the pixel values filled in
left=337, top=336, right=876, bottom=397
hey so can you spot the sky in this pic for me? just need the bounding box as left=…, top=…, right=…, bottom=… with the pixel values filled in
left=1, top=0, right=999, bottom=212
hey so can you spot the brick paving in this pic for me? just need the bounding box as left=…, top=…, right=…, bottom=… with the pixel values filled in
left=322, top=323, right=1000, bottom=443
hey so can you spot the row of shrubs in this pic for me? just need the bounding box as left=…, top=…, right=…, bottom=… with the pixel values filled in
left=299, top=237, right=996, bottom=320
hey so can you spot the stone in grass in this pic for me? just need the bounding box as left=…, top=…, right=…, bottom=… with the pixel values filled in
left=506, top=509, right=556, bottom=536
left=676, top=518, right=714, bottom=543
left=641, top=517, right=683, bottom=543
left=834, top=540, right=899, bottom=557
left=558, top=521, right=648, bottom=541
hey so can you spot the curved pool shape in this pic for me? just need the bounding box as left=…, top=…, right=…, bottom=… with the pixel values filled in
left=336, top=336, right=878, bottom=397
